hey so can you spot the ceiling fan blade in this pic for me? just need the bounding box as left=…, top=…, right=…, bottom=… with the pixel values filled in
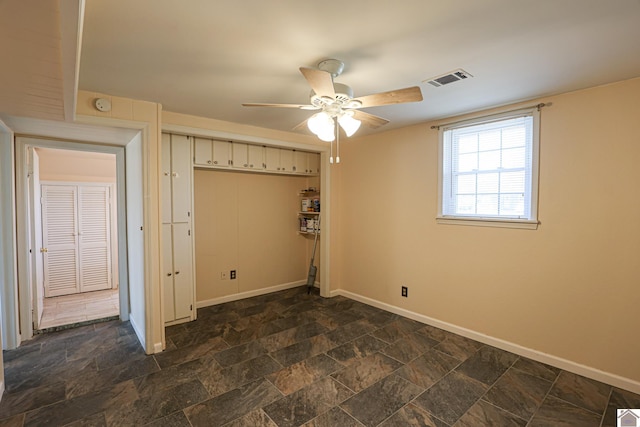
left=300, top=67, right=335, bottom=98
left=292, top=118, right=311, bottom=132
left=242, top=102, right=317, bottom=109
left=352, top=110, right=390, bottom=129
left=354, top=86, right=423, bottom=108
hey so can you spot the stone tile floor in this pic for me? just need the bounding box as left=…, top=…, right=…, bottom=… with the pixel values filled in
left=1, top=286, right=639, bottom=426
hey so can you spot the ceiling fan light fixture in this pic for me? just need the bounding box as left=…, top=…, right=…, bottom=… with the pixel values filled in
left=338, top=112, right=361, bottom=137
left=308, top=112, right=334, bottom=137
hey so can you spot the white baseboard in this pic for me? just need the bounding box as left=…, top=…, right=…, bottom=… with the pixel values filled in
left=196, top=280, right=307, bottom=309
left=333, top=289, right=640, bottom=395
left=153, top=342, right=163, bottom=354
left=128, top=314, right=146, bottom=353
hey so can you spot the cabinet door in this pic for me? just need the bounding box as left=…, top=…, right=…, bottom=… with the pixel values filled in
left=293, top=151, right=308, bottom=174
left=265, top=147, right=280, bottom=172
left=232, top=142, right=249, bottom=168
left=194, top=137, right=213, bottom=166
left=279, top=149, right=294, bottom=172
left=161, top=134, right=173, bottom=223
left=172, top=223, right=193, bottom=320
left=308, top=153, right=320, bottom=174
left=247, top=145, right=264, bottom=170
left=162, top=223, right=176, bottom=322
left=212, top=140, right=231, bottom=167
left=171, top=135, right=192, bottom=223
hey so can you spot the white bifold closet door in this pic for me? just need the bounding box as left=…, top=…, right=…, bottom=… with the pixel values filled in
left=42, top=184, right=112, bottom=297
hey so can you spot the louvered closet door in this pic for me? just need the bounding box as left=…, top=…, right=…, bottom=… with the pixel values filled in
left=78, top=186, right=112, bottom=292
left=42, top=185, right=80, bottom=297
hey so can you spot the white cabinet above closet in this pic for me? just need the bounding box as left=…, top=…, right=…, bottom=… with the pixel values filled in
left=193, top=137, right=319, bottom=176
left=233, top=142, right=265, bottom=170
left=194, top=138, right=231, bottom=167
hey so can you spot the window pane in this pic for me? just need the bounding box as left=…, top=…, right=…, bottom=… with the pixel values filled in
left=500, top=171, right=525, bottom=193
left=479, top=130, right=501, bottom=151
left=502, top=126, right=526, bottom=148
left=458, top=153, right=477, bottom=172
left=477, top=173, right=499, bottom=194
left=500, top=194, right=525, bottom=216
left=477, top=194, right=499, bottom=215
left=456, top=195, right=476, bottom=214
left=502, top=147, right=525, bottom=169
left=478, top=150, right=500, bottom=170
left=457, top=174, right=476, bottom=194
left=457, top=135, right=477, bottom=154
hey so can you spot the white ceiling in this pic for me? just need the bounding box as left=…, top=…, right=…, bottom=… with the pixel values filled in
left=3, top=1, right=640, bottom=138
left=78, top=0, right=640, bottom=135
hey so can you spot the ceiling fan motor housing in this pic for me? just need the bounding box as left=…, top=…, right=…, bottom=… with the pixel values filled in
left=310, top=82, right=359, bottom=111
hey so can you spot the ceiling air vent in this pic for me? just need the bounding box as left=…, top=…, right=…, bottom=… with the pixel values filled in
left=424, top=69, right=473, bottom=87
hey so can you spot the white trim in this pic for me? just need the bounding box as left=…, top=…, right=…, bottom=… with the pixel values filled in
left=333, top=289, right=640, bottom=395
left=15, top=137, right=130, bottom=342
left=437, top=108, right=541, bottom=227
left=0, top=119, right=20, bottom=350
left=153, top=342, right=163, bottom=353
left=196, top=280, right=307, bottom=309
left=436, top=217, right=539, bottom=230
left=129, top=312, right=146, bottom=352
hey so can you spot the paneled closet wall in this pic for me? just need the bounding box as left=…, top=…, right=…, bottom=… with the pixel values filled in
left=193, top=170, right=317, bottom=304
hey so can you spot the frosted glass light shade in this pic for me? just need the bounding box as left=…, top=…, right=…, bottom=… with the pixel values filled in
left=308, top=112, right=333, bottom=136
left=338, top=113, right=361, bottom=137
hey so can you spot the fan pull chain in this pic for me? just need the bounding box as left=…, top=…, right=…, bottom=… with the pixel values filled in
left=335, top=118, right=340, bottom=163
left=329, top=128, right=334, bottom=164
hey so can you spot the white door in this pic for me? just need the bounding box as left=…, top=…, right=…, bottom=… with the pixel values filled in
left=162, top=223, right=175, bottom=321
left=161, top=133, right=172, bottom=223
left=172, top=223, right=193, bottom=320
left=31, top=149, right=44, bottom=328
left=171, top=134, right=192, bottom=223
left=42, top=184, right=113, bottom=297
left=77, top=186, right=112, bottom=293
left=42, top=185, right=80, bottom=297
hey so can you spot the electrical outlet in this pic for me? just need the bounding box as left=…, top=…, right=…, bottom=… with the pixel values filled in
left=401, top=286, right=408, bottom=297
left=221, top=271, right=228, bottom=280
left=230, top=270, right=237, bottom=280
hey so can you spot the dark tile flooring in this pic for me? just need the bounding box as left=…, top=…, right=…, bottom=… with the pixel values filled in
left=1, top=286, right=639, bottom=426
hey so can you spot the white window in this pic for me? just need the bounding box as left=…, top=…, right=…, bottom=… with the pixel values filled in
left=438, top=108, right=540, bottom=229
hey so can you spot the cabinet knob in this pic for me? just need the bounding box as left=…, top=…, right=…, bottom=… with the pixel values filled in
left=167, top=273, right=172, bottom=277
left=213, top=160, right=218, bottom=164
left=207, top=160, right=212, bottom=164
left=293, top=166, right=296, bottom=171
left=244, top=163, right=248, bottom=167
left=250, top=164, right=253, bottom=168
left=175, top=271, right=180, bottom=275
left=164, top=172, right=170, bottom=176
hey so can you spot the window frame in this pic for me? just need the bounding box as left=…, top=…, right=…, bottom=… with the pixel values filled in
left=436, top=107, right=540, bottom=230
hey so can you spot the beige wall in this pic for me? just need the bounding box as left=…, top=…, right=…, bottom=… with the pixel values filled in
left=37, top=148, right=116, bottom=183
left=335, top=77, right=640, bottom=383
left=76, top=90, right=163, bottom=353
left=194, top=169, right=317, bottom=302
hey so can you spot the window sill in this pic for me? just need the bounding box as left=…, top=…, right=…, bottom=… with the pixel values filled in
left=436, top=216, right=539, bottom=230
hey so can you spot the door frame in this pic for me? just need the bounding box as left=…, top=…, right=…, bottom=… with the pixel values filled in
left=15, top=137, right=129, bottom=340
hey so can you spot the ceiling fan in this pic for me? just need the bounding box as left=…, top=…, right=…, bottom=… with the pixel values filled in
left=242, top=59, right=423, bottom=162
